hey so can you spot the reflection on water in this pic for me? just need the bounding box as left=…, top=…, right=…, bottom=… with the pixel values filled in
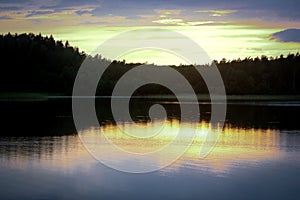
left=1, top=120, right=298, bottom=175
left=183, top=125, right=282, bottom=174
left=0, top=100, right=300, bottom=199
left=0, top=136, right=93, bottom=172
left=79, top=120, right=288, bottom=174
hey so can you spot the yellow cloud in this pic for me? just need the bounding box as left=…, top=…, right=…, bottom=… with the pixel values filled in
left=152, top=18, right=183, bottom=25
left=152, top=17, right=215, bottom=26
left=155, top=9, right=182, bottom=15
left=195, top=9, right=237, bottom=17
left=182, top=21, right=215, bottom=26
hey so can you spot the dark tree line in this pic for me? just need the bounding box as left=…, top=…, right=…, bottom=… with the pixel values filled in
left=0, top=33, right=85, bottom=94
left=215, top=55, right=300, bottom=94
left=0, top=33, right=300, bottom=95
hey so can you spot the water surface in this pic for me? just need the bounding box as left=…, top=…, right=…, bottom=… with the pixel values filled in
left=0, top=99, right=299, bottom=199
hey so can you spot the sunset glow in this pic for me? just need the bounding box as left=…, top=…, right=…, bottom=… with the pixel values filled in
left=1, top=0, right=300, bottom=64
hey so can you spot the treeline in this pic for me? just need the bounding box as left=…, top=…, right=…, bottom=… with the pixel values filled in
left=215, top=55, right=300, bottom=94
left=0, top=33, right=300, bottom=95
left=0, top=33, right=85, bottom=94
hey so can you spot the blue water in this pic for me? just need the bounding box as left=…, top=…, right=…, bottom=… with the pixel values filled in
left=0, top=100, right=300, bottom=199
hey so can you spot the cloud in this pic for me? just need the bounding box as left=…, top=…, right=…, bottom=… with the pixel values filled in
left=0, top=6, right=22, bottom=11
left=152, top=18, right=183, bottom=25
left=271, top=29, right=300, bottom=43
left=0, top=15, right=12, bottom=20
left=152, top=17, right=217, bottom=26
left=75, top=9, right=94, bottom=16
left=195, top=9, right=237, bottom=17
left=0, top=2, right=25, bottom=11
left=0, top=0, right=300, bottom=28
left=183, top=21, right=216, bottom=26
left=25, top=10, right=54, bottom=18
left=155, top=9, right=181, bottom=15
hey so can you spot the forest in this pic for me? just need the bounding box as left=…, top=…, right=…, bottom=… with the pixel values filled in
left=0, top=33, right=300, bottom=96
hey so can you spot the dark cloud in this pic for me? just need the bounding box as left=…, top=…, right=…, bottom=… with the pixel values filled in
left=0, top=6, right=22, bottom=11
left=25, top=10, right=54, bottom=17
left=39, top=0, right=100, bottom=10
left=271, top=29, right=300, bottom=43
left=0, top=0, right=26, bottom=3
left=0, top=15, right=12, bottom=19
left=93, top=0, right=300, bottom=21
left=0, top=0, right=300, bottom=22
left=75, top=10, right=93, bottom=16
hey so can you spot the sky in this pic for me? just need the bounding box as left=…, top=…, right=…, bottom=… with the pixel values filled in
left=0, top=0, right=300, bottom=64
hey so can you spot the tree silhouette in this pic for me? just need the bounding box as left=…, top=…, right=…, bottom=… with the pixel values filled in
left=0, top=32, right=300, bottom=96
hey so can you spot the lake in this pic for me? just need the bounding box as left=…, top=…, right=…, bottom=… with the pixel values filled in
left=0, top=99, right=300, bottom=199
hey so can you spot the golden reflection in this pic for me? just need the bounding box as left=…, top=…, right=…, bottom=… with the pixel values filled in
left=0, top=120, right=283, bottom=174
left=182, top=124, right=281, bottom=173
left=98, top=119, right=282, bottom=173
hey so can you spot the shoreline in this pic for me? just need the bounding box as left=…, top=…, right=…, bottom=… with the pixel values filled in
left=1, top=92, right=300, bottom=102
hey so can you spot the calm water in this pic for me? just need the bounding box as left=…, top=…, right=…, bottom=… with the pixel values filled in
left=0, top=99, right=300, bottom=200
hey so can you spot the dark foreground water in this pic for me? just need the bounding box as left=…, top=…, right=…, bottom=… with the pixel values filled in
left=0, top=99, right=299, bottom=200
